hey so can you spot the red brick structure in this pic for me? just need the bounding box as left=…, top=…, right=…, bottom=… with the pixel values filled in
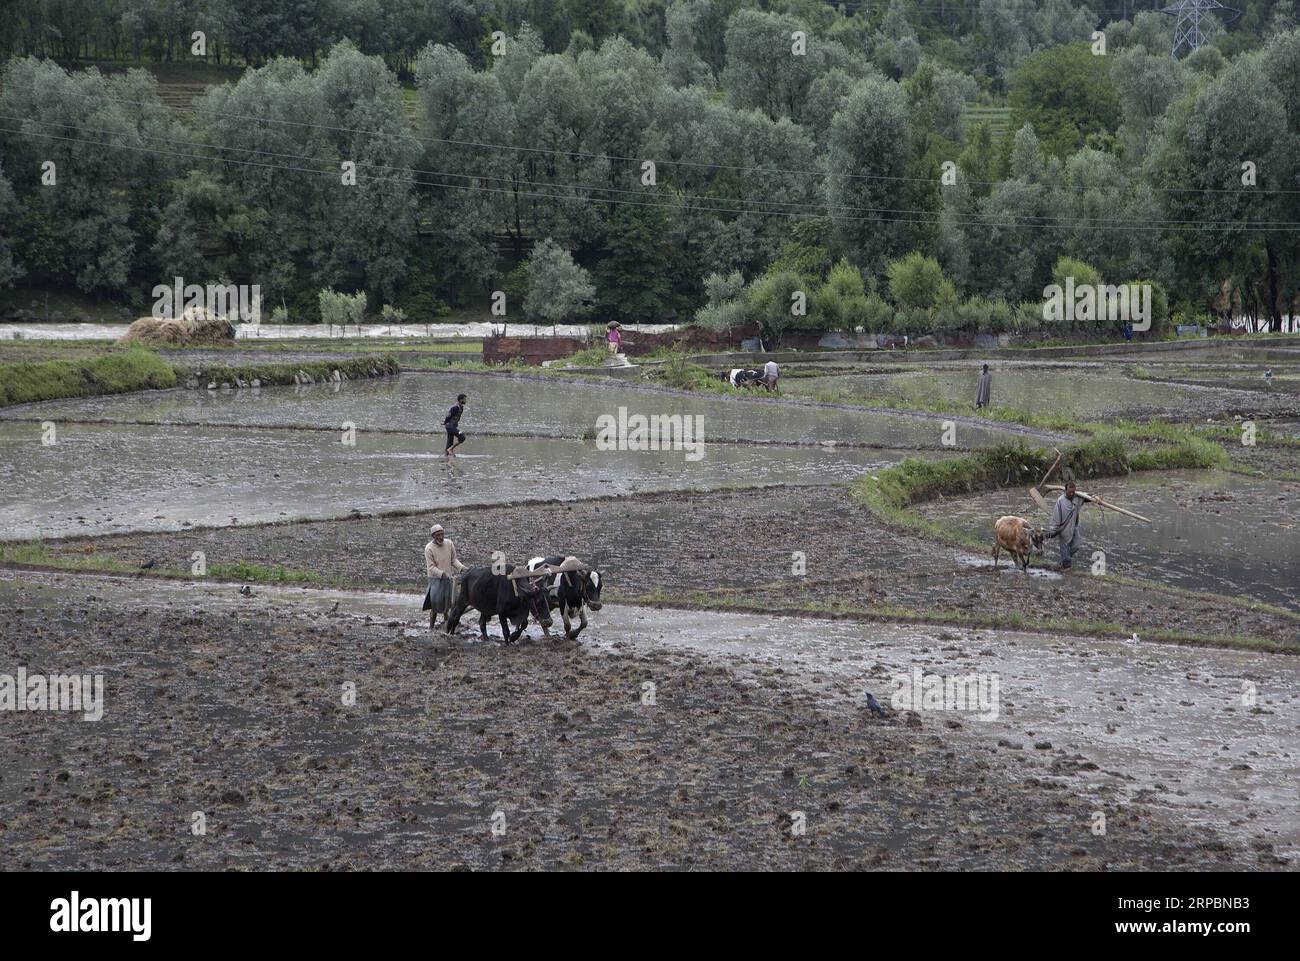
left=618, top=323, right=761, bottom=353
left=482, top=334, right=586, bottom=365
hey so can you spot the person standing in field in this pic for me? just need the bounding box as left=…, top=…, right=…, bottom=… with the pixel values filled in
left=975, top=364, right=992, bottom=409
left=443, top=393, right=467, bottom=458
left=1046, top=480, right=1085, bottom=570
left=761, top=359, right=780, bottom=393
left=607, top=321, right=622, bottom=356
left=423, top=523, right=467, bottom=630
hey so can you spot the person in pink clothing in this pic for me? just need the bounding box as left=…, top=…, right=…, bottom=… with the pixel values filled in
left=607, top=321, right=622, bottom=355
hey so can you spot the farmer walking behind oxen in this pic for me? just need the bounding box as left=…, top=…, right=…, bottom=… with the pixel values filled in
left=1046, top=480, right=1085, bottom=570
left=975, top=364, right=992, bottom=409
left=423, top=523, right=467, bottom=630
left=761, top=359, right=780, bottom=393
left=443, top=393, right=467, bottom=458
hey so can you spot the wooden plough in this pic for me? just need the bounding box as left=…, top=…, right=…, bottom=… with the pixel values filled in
left=506, top=556, right=586, bottom=579
left=1028, top=447, right=1063, bottom=512
left=505, top=556, right=587, bottom=594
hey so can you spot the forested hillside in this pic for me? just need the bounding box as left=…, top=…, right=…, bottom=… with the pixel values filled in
left=1, top=1, right=1298, bottom=336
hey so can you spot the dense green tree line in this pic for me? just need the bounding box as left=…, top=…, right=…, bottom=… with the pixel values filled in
left=0, top=3, right=1298, bottom=333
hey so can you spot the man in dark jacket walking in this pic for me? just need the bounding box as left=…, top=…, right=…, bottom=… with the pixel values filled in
left=443, top=393, right=467, bottom=458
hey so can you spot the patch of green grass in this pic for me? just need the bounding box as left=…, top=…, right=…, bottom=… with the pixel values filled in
left=207, top=561, right=324, bottom=584
left=0, top=542, right=137, bottom=573
left=852, top=430, right=1226, bottom=548
left=0, top=543, right=325, bottom=586
left=0, top=347, right=177, bottom=407
left=176, top=355, right=400, bottom=387
left=642, top=354, right=750, bottom=392
left=554, top=346, right=612, bottom=368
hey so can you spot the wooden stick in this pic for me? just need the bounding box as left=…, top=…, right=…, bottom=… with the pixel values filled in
left=1042, top=485, right=1152, bottom=523
left=507, top=558, right=586, bottom=579
left=1038, top=448, right=1063, bottom=488
left=1028, top=447, right=1063, bottom=512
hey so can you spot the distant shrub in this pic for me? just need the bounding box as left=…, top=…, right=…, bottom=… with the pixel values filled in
left=319, top=288, right=367, bottom=327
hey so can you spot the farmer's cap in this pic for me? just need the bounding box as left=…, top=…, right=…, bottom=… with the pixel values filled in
left=430, top=524, right=444, bottom=536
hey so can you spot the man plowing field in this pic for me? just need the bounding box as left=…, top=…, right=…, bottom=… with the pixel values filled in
left=1046, top=481, right=1085, bottom=570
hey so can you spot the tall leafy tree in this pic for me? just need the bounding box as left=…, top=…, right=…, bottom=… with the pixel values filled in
left=0, top=162, right=23, bottom=289
left=1009, top=43, right=1122, bottom=160
left=824, top=76, right=911, bottom=274
left=523, top=237, right=596, bottom=323
left=0, top=59, right=147, bottom=294
left=596, top=204, right=673, bottom=321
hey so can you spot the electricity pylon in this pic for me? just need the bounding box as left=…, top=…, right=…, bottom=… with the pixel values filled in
left=1160, top=0, right=1242, bottom=57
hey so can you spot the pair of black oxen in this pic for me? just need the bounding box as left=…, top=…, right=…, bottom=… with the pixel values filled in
left=444, top=555, right=604, bottom=644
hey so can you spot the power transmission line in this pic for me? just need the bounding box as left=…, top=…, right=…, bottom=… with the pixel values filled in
left=9, top=114, right=1296, bottom=226
left=4, top=80, right=1296, bottom=195
left=6, top=123, right=1300, bottom=234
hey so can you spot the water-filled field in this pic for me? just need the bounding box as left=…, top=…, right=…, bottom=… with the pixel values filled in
left=3, top=370, right=1052, bottom=448
left=0, top=420, right=904, bottom=539
left=785, top=365, right=1284, bottom=420
left=915, top=468, right=1300, bottom=612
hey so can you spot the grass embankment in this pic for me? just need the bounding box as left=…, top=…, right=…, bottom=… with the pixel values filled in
left=179, top=355, right=400, bottom=387
left=0, top=542, right=325, bottom=586
left=0, top=345, right=404, bottom=406
left=0, top=348, right=177, bottom=407
left=853, top=430, right=1227, bottom=544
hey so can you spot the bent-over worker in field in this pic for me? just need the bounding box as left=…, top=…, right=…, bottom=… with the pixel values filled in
left=761, top=359, right=780, bottom=393
left=443, top=393, right=467, bottom=458
left=423, top=523, right=467, bottom=630
left=975, top=364, right=992, bottom=409
left=1046, top=480, right=1085, bottom=570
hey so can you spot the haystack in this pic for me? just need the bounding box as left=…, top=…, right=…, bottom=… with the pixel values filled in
left=120, top=307, right=236, bottom=346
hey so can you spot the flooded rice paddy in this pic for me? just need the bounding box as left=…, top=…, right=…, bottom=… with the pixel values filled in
left=0, top=420, right=904, bottom=539
left=917, top=468, right=1300, bottom=613
left=2, top=370, right=1037, bottom=448
left=4, top=355, right=1300, bottom=868
left=786, top=364, right=1287, bottom=420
